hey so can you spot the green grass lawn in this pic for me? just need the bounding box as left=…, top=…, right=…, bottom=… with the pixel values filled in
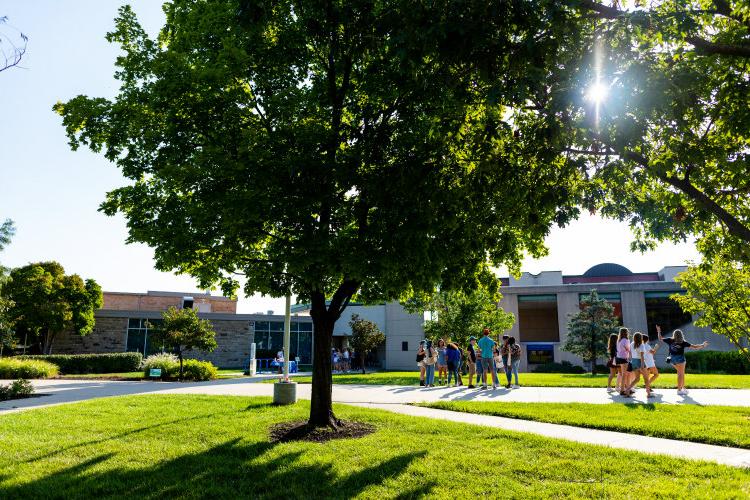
left=417, top=401, right=750, bottom=449
left=1, top=395, right=748, bottom=498
left=285, top=371, right=750, bottom=389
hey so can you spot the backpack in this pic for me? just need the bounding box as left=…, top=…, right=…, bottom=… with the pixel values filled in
left=424, top=347, right=437, bottom=366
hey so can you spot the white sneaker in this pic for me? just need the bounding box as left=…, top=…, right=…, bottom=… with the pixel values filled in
left=492, top=385, right=497, bottom=390
left=677, top=389, right=686, bottom=395
left=606, top=387, right=614, bottom=393
left=512, top=384, right=520, bottom=389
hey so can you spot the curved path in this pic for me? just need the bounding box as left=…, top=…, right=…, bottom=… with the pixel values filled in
left=2, top=378, right=749, bottom=413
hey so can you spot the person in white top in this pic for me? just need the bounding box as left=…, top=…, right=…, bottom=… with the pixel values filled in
left=275, top=350, right=285, bottom=374
left=642, top=335, right=660, bottom=398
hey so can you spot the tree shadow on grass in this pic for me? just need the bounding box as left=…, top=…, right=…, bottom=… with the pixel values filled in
left=623, top=403, right=657, bottom=411
left=2, top=439, right=430, bottom=499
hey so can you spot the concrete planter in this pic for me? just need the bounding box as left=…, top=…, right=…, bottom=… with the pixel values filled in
left=273, top=381, right=298, bottom=405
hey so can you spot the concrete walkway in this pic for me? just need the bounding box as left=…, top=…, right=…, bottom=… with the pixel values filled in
left=2, top=379, right=750, bottom=414
left=352, top=403, right=750, bottom=468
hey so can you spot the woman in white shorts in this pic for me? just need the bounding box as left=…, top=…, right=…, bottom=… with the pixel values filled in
left=641, top=335, right=659, bottom=398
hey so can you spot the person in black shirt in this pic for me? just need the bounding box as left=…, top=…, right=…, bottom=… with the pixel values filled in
left=657, top=325, right=708, bottom=395
left=606, top=333, right=620, bottom=393
left=467, top=336, right=479, bottom=389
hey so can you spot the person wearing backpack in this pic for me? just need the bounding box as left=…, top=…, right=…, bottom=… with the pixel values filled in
left=423, top=340, right=438, bottom=387
left=416, top=341, right=427, bottom=386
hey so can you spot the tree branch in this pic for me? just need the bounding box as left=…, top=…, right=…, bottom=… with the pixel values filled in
left=578, top=0, right=750, bottom=59
left=621, top=150, right=750, bottom=244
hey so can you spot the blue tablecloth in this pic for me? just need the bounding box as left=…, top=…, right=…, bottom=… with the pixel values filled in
left=257, top=359, right=297, bottom=373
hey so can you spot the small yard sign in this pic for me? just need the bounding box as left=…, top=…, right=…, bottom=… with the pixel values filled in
left=149, top=368, right=162, bottom=378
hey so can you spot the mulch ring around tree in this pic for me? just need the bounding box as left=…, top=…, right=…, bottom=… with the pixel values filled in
left=269, top=420, right=376, bottom=443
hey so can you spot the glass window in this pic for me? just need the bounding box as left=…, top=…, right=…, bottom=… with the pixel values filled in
left=518, top=295, right=559, bottom=342
left=645, top=292, right=691, bottom=340
left=126, top=318, right=163, bottom=356
left=527, top=344, right=554, bottom=364
left=402, top=341, right=409, bottom=351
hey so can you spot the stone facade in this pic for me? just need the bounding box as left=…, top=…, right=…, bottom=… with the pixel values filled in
left=53, top=317, right=128, bottom=354
left=185, top=319, right=255, bottom=368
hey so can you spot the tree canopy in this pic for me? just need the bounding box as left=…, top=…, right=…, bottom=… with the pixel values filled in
left=674, top=259, right=750, bottom=363
left=55, top=0, right=582, bottom=426
left=563, top=290, right=618, bottom=374
left=151, top=306, right=217, bottom=379
left=2, top=262, right=102, bottom=354
left=524, top=0, right=750, bottom=262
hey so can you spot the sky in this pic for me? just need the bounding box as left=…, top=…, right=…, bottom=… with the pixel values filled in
left=0, top=1, right=700, bottom=314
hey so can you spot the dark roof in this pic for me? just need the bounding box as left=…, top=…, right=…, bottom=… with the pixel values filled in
left=582, top=263, right=633, bottom=278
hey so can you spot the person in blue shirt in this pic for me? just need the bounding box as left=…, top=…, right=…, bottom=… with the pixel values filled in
left=477, top=328, right=498, bottom=389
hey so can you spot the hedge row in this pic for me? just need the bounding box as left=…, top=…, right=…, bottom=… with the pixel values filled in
left=16, top=352, right=143, bottom=374
left=141, top=353, right=217, bottom=381
left=0, top=358, right=59, bottom=379
left=685, top=350, right=750, bottom=374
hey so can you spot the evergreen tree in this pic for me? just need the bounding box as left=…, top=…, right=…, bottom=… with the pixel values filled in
left=563, top=290, right=617, bottom=374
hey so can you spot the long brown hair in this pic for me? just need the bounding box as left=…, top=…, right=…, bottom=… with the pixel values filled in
left=607, top=333, right=618, bottom=353
left=618, top=327, right=629, bottom=341
left=633, top=332, right=643, bottom=349
left=673, top=329, right=685, bottom=343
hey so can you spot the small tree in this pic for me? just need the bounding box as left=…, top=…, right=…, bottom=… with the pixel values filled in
left=349, top=314, right=385, bottom=374
left=564, top=290, right=617, bottom=375
left=151, top=307, right=217, bottom=380
left=417, top=287, right=515, bottom=348
left=3, top=262, right=102, bottom=354
left=674, top=259, right=750, bottom=364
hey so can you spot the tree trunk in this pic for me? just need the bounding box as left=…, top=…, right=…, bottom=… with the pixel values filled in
left=178, top=351, right=184, bottom=380
left=361, top=350, right=367, bottom=374
left=309, top=308, right=337, bottom=427
left=43, top=330, right=55, bottom=355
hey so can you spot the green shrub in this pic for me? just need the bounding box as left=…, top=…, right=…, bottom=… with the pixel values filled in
left=142, top=354, right=217, bottom=381
left=16, top=353, right=143, bottom=374
left=685, top=350, right=750, bottom=374
left=177, top=359, right=218, bottom=381
left=0, top=379, right=36, bottom=401
left=532, top=360, right=586, bottom=374
left=0, top=358, right=59, bottom=379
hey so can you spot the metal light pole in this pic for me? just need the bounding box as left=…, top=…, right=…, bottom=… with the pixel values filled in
left=283, top=294, right=291, bottom=382
left=273, top=292, right=297, bottom=405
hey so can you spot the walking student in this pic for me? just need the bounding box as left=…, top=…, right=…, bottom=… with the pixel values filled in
left=436, top=339, right=448, bottom=385
left=467, top=336, right=479, bottom=388
left=477, top=328, right=498, bottom=389
left=424, top=340, right=437, bottom=387
left=657, top=325, right=708, bottom=395
left=416, top=341, right=427, bottom=386
left=641, top=333, right=659, bottom=397
left=507, top=337, right=521, bottom=388
left=615, top=328, right=632, bottom=397
left=628, top=332, right=645, bottom=393
left=446, top=343, right=461, bottom=386
left=606, top=333, right=620, bottom=393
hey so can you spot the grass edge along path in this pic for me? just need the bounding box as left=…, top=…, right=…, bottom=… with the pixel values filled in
left=416, top=401, right=750, bottom=449
left=279, top=371, right=750, bottom=389
left=0, top=395, right=749, bottom=499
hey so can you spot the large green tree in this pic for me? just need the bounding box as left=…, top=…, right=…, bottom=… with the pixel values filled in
left=0, top=219, right=16, bottom=353
left=673, top=259, right=750, bottom=363
left=55, top=1, right=581, bottom=427
left=563, top=290, right=617, bottom=374
left=3, top=262, right=103, bottom=354
left=516, top=0, right=750, bottom=262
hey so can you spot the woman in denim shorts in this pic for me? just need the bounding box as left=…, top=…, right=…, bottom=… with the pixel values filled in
left=657, top=325, right=709, bottom=395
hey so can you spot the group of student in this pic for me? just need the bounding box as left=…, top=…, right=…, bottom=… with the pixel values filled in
left=332, top=347, right=354, bottom=373
left=607, top=325, right=709, bottom=397
left=416, top=328, right=522, bottom=390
